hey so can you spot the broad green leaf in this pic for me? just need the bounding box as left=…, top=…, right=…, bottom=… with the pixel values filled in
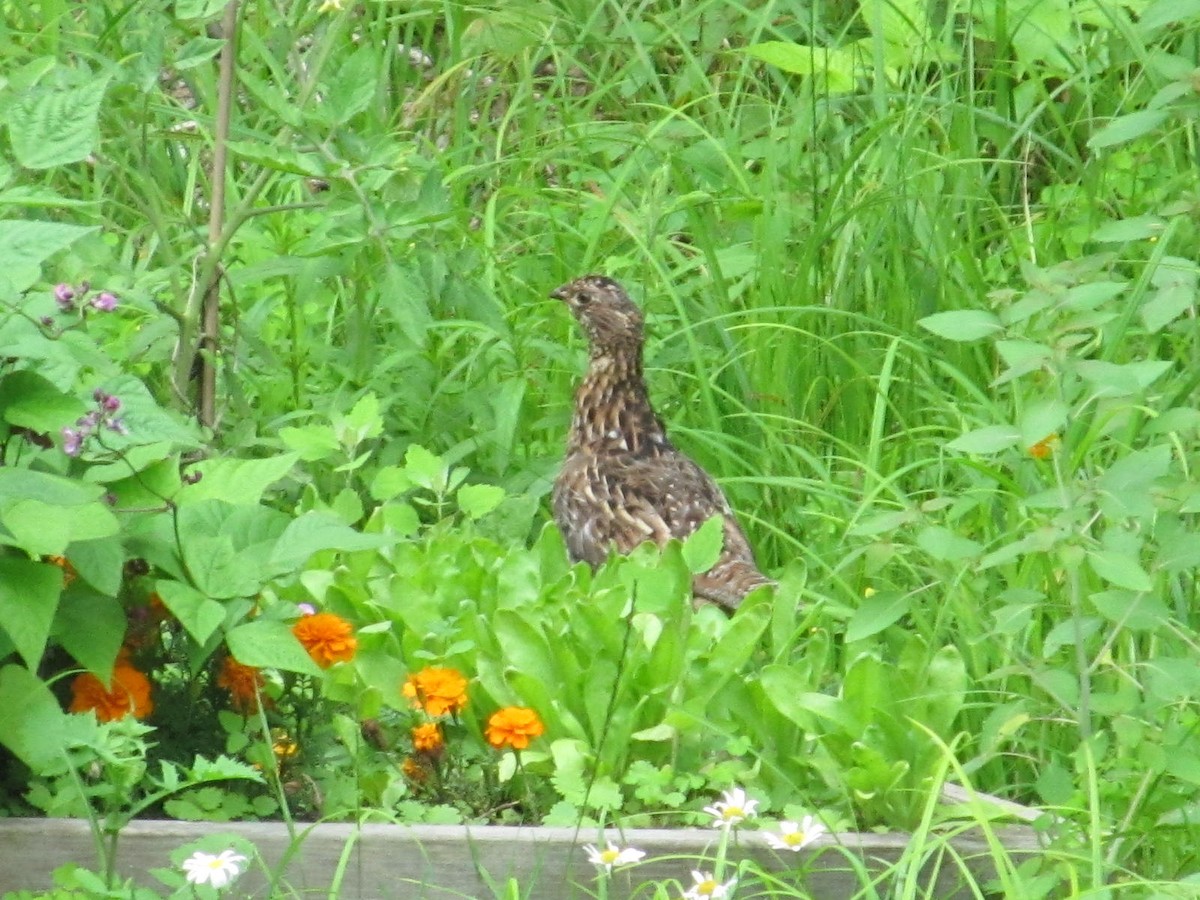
left=916, top=525, right=982, bottom=561
left=1018, top=400, right=1069, bottom=447
left=847, top=509, right=916, bottom=537
left=173, top=36, right=225, bottom=70
left=1087, top=550, right=1153, bottom=592
left=0, top=371, right=84, bottom=432
left=338, top=392, right=383, bottom=442
left=0, top=219, right=96, bottom=294
left=744, top=41, right=857, bottom=91
left=1141, top=283, right=1195, bottom=333
left=54, top=590, right=125, bottom=678
left=457, top=483, right=506, bottom=520
left=917, top=310, right=1004, bottom=341
left=1089, top=590, right=1169, bottom=631
left=279, top=424, right=340, bottom=461
left=1088, top=109, right=1169, bottom=150
left=0, top=557, right=62, bottom=668
left=66, top=536, right=125, bottom=595
left=8, top=76, right=111, bottom=169
left=681, top=515, right=725, bottom=574
left=845, top=591, right=911, bottom=643
left=267, top=512, right=386, bottom=574
left=226, top=620, right=321, bottom=675
left=180, top=453, right=300, bottom=504
left=0, top=664, right=78, bottom=769
left=174, top=0, right=227, bottom=17
left=156, top=579, right=226, bottom=645
left=761, top=665, right=861, bottom=732
left=1075, top=360, right=1173, bottom=397
left=946, top=424, right=1020, bottom=454
left=225, top=141, right=324, bottom=177
left=1090, top=214, right=1168, bottom=243
left=403, top=444, right=449, bottom=493
left=370, top=465, right=413, bottom=502
left=921, top=645, right=968, bottom=734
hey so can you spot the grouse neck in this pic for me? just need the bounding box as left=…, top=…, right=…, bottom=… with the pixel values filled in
left=568, top=348, right=668, bottom=454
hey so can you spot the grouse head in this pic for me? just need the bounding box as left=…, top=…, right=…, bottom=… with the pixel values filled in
left=550, top=275, right=644, bottom=355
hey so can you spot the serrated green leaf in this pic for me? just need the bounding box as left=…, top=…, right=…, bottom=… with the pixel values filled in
left=8, top=76, right=111, bottom=169
left=279, top=424, right=340, bottom=461
left=457, top=483, right=505, bottom=520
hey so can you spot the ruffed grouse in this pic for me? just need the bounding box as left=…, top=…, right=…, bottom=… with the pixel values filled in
left=551, top=274, right=773, bottom=610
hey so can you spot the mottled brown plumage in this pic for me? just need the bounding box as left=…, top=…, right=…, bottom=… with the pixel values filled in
left=550, top=274, right=773, bottom=610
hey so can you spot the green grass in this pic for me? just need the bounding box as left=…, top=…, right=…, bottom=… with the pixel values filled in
left=3, top=0, right=1200, bottom=895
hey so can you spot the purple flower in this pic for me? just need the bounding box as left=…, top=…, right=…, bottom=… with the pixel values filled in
left=94, top=390, right=121, bottom=413
left=106, top=417, right=129, bottom=436
left=297, top=603, right=317, bottom=616
left=54, top=283, right=76, bottom=311
left=91, top=292, right=118, bottom=312
left=62, top=427, right=83, bottom=456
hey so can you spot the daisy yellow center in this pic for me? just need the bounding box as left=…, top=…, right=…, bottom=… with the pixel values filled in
left=722, top=806, right=743, bottom=819
left=600, top=849, right=620, bottom=864
left=697, top=879, right=718, bottom=895
left=784, top=830, right=806, bottom=846
left=204, top=859, right=225, bottom=870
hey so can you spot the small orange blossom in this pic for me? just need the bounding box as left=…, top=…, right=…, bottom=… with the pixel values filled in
left=485, top=706, right=544, bottom=750
left=292, top=612, right=357, bottom=668
left=69, top=662, right=154, bottom=722
left=402, top=666, right=468, bottom=717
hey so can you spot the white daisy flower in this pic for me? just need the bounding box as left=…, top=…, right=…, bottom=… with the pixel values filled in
left=583, top=842, right=646, bottom=871
left=763, top=815, right=826, bottom=851
left=681, top=869, right=737, bottom=899
left=703, top=786, right=759, bottom=829
left=182, top=849, right=247, bottom=889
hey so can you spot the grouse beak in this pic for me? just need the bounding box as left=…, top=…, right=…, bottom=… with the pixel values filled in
left=549, top=284, right=569, bottom=301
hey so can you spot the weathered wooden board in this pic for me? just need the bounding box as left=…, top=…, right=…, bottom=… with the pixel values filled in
left=0, top=818, right=1042, bottom=898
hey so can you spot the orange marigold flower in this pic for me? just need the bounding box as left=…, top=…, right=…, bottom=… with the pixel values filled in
left=45, top=555, right=77, bottom=586
left=401, top=756, right=431, bottom=784
left=69, top=662, right=154, bottom=722
left=292, top=612, right=357, bottom=668
left=485, top=706, right=544, bottom=750
left=217, top=655, right=266, bottom=713
left=402, top=667, right=468, bottom=717
left=1028, top=434, right=1059, bottom=459
left=411, top=722, right=444, bottom=754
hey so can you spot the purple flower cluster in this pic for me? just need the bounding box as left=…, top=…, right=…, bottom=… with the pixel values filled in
left=62, top=389, right=130, bottom=457
left=53, top=282, right=119, bottom=314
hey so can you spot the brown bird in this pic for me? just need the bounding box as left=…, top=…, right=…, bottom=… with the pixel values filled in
left=550, top=274, right=773, bottom=611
